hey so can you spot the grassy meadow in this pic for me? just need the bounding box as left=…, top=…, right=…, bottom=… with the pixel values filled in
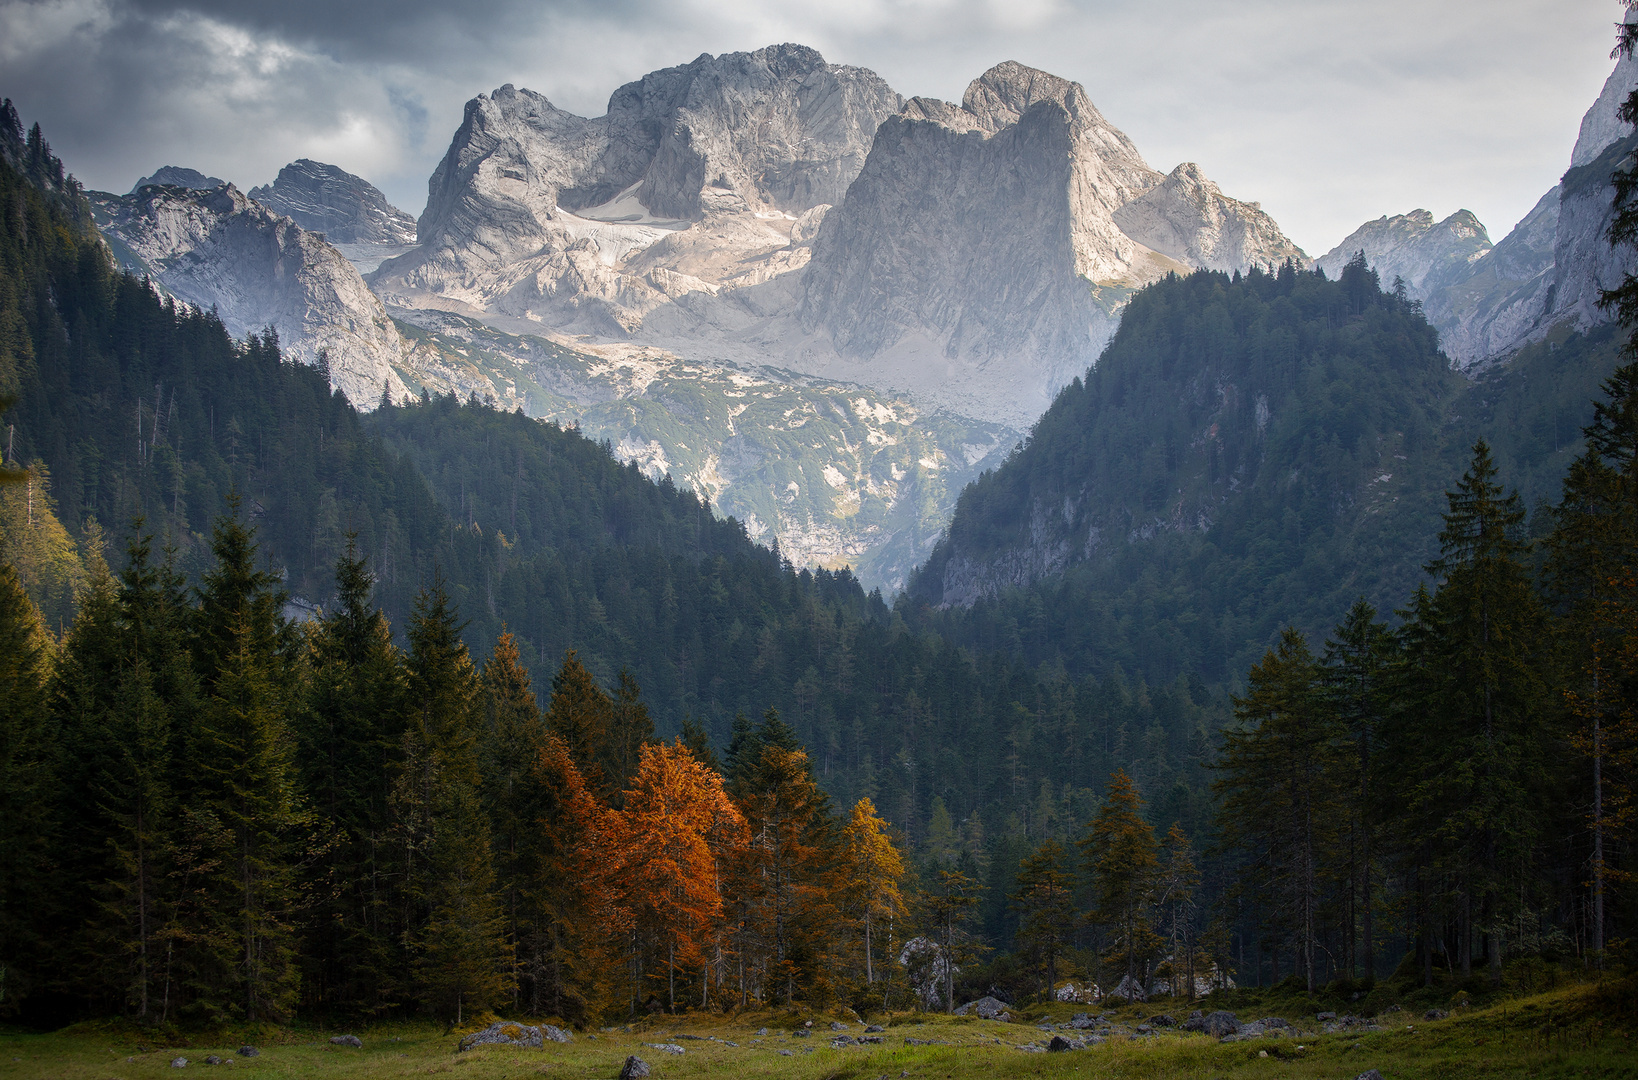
left=5, top=977, right=1634, bottom=1080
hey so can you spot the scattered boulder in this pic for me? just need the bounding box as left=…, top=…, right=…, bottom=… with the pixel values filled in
left=643, top=1043, right=685, bottom=1055
left=236, top=1047, right=258, bottom=1058
left=1260, top=1017, right=1289, bottom=1029
left=1316, top=1011, right=1337, bottom=1022
left=619, top=1056, right=650, bottom=1080
left=458, top=1022, right=562, bottom=1051
left=830, top=1035, right=855, bottom=1048
left=171, top=1058, right=188, bottom=1068
left=1186, top=1010, right=1239, bottom=1037
left=1425, top=1009, right=1448, bottom=1020
left=1104, top=974, right=1148, bottom=1003
left=953, top=995, right=1010, bottom=1019
left=859, top=1035, right=884, bottom=1044
left=1356, top=1072, right=1385, bottom=1080
left=1148, top=1013, right=1176, bottom=1027
left=204, top=1056, right=223, bottom=1066
left=865, top=1024, right=885, bottom=1033
left=755, top=1028, right=769, bottom=1036
left=329, top=1035, right=363, bottom=1048
left=1046, top=1035, right=1083, bottom=1052
left=829, top=1020, right=847, bottom=1031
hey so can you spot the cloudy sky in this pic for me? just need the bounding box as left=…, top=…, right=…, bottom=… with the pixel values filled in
left=0, top=0, right=1620, bottom=254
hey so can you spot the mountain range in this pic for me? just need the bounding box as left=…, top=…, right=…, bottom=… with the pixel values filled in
left=61, top=41, right=1638, bottom=593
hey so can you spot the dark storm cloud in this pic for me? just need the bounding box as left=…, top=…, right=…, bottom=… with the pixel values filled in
left=0, top=0, right=1621, bottom=252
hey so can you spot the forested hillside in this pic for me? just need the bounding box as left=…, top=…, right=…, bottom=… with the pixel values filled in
left=909, top=260, right=1627, bottom=686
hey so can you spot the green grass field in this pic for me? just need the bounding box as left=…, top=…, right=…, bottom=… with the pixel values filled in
left=4, top=980, right=1633, bottom=1080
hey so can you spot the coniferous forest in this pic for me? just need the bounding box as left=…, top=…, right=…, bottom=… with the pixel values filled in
left=0, top=92, right=1636, bottom=1037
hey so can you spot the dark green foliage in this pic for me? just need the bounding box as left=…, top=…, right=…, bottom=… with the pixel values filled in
left=0, top=562, right=54, bottom=1014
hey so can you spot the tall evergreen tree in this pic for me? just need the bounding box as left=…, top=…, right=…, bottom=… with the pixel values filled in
left=1321, top=600, right=1395, bottom=982
left=183, top=508, right=306, bottom=1022
left=395, top=573, right=505, bottom=1024
left=1081, top=770, right=1162, bottom=990
left=297, top=537, right=405, bottom=1014
left=0, top=562, right=54, bottom=1014
left=1422, top=441, right=1553, bottom=984
left=478, top=629, right=545, bottom=1011
left=545, top=650, right=614, bottom=794
left=1008, top=840, right=1074, bottom=1001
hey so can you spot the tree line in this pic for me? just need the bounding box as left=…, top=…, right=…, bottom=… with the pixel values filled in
left=1207, top=369, right=1638, bottom=993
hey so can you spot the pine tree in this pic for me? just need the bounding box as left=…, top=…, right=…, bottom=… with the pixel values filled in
left=920, top=867, right=982, bottom=1012
left=1080, top=770, right=1162, bottom=991
left=184, top=508, right=306, bottom=1022
left=396, top=573, right=506, bottom=1024
left=1215, top=628, right=1339, bottom=992
left=1009, top=840, right=1074, bottom=1001
left=545, top=650, right=613, bottom=793
left=478, top=629, right=545, bottom=1011
left=297, top=537, right=405, bottom=1014
left=1320, top=599, right=1395, bottom=982
left=1422, top=441, right=1552, bottom=985
left=0, top=561, right=54, bottom=1014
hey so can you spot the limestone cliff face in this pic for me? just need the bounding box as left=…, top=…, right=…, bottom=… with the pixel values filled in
left=1114, top=162, right=1309, bottom=274
left=1312, top=209, right=1492, bottom=294
left=249, top=159, right=417, bottom=245
left=129, top=165, right=223, bottom=193
left=90, top=183, right=409, bottom=408
left=793, top=61, right=1305, bottom=424
left=372, top=44, right=902, bottom=329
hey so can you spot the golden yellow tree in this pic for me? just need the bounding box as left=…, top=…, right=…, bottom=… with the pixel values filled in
left=840, top=797, right=906, bottom=990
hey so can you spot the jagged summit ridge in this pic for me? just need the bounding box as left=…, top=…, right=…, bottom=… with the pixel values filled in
left=130, top=165, right=224, bottom=193
left=249, top=159, right=417, bottom=246
left=373, top=43, right=903, bottom=328
left=90, top=182, right=410, bottom=408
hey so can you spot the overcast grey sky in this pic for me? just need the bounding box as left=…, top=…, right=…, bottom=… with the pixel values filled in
left=0, top=0, right=1620, bottom=254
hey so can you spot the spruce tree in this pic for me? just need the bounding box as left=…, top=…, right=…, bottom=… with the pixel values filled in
left=1080, top=770, right=1162, bottom=991
left=297, top=537, right=405, bottom=1014
left=185, top=508, right=306, bottom=1022
left=396, top=573, right=505, bottom=1023
left=1320, top=600, right=1395, bottom=982
left=604, top=667, right=656, bottom=799
left=545, top=650, right=613, bottom=793
left=1422, top=441, right=1552, bottom=985
left=478, top=629, right=545, bottom=1011
left=0, top=562, right=55, bottom=1014
left=1008, top=840, right=1074, bottom=1001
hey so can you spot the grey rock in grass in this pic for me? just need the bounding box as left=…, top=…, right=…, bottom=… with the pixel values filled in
left=236, top=1047, right=258, bottom=1057
left=1046, top=1035, right=1083, bottom=1052
left=459, top=1022, right=554, bottom=1050
left=171, top=1058, right=188, bottom=1068
left=204, top=1056, right=223, bottom=1065
left=1356, top=1071, right=1385, bottom=1080
left=619, top=1055, right=650, bottom=1079
left=329, top=1035, right=362, bottom=1048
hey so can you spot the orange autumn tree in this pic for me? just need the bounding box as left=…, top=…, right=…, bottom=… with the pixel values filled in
left=529, top=733, right=621, bottom=1023
left=609, top=740, right=746, bottom=1013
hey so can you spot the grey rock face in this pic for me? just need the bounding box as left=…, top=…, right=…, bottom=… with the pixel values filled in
left=89, top=183, right=409, bottom=409
left=376, top=43, right=902, bottom=328
left=1313, top=208, right=1492, bottom=296
left=249, top=159, right=417, bottom=245
left=131, top=166, right=223, bottom=193
left=797, top=60, right=1302, bottom=426
left=1114, top=162, right=1307, bottom=274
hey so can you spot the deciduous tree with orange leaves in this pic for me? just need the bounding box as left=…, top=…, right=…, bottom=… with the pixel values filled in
left=607, top=740, right=746, bottom=1013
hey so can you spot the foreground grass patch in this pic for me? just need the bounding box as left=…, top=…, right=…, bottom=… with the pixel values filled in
left=3, top=982, right=1633, bottom=1080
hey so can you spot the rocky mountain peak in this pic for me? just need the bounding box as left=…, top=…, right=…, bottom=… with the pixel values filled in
left=129, top=165, right=224, bottom=193
left=249, top=159, right=417, bottom=246
left=90, top=181, right=409, bottom=408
